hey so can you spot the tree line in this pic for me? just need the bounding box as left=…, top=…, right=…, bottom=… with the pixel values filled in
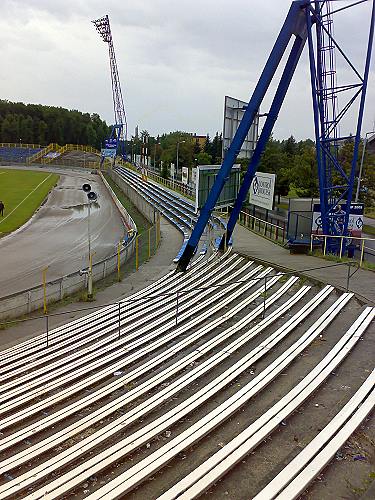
left=256, top=135, right=375, bottom=206
left=129, top=130, right=223, bottom=175
left=1, top=99, right=373, bottom=207
left=132, top=130, right=375, bottom=207
left=0, top=100, right=111, bottom=150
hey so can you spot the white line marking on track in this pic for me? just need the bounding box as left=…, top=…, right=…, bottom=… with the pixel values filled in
left=0, top=173, right=53, bottom=226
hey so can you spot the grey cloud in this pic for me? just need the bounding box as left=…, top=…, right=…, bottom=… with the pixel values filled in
left=0, top=0, right=373, bottom=140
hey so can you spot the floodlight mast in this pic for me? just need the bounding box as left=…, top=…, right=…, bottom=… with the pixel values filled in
left=92, top=15, right=128, bottom=158
left=177, top=0, right=375, bottom=272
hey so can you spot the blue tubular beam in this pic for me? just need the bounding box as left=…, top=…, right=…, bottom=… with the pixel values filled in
left=219, top=27, right=308, bottom=249
left=177, top=0, right=307, bottom=271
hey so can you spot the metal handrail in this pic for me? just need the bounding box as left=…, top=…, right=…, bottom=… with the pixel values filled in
left=1, top=258, right=360, bottom=344
left=238, top=210, right=286, bottom=242
left=310, top=233, right=375, bottom=266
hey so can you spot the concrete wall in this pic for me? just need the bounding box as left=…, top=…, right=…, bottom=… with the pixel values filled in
left=108, top=168, right=158, bottom=224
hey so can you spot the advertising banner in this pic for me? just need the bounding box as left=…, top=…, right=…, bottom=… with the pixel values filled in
left=101, top=148, right=117, bottom=158
left=249, top=172, right=276, bottom=210
left=311, top=202, right=364, bottom=237
left=191, top=167, right=197, bottom=187
left=182, top=167, right=189, bottom=185
left=105, top=138, right=117, bottom=149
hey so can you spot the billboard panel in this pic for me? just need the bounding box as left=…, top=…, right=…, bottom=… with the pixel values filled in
left=222, top=95, right=259, bottom=159
left=249, top=172, right=276, bottom=210
left=191, top=167, right=197, bottom=187
left=195, top=164, right=241, bottom=213
left=312, top=202, right=364, bottom=238
left=182, top=167, right=189, bottom=185
left=105, top=138, right=117, bottom=149
left=101, top=148, right=117, bottom=158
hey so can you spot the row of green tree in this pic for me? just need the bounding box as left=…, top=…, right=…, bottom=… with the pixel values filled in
left=257, top=135, right=375, bottom=206
left=129, top=130, right=223, bottom=174
left=0, top=100, right=111, bottom=150
left=131, top=131, right=375, bottom=206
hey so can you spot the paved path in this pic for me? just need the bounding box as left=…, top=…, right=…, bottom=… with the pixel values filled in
left=364, top=215, right=375, bottom=228
left=0, top=168, right=125, bottom=296
left=232, top=223, right=375, bottom=304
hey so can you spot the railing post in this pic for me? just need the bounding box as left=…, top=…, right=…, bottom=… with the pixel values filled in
left=117, top=242, right=121, bottom=281
left=42, top=266, right=48, bottom=315
left=135, top=236, right=139, bottom=271
left=346, top=262, right=351, bottom=292
left=118, top=301, right=121, bottom=339
left=46, top=314, right=49, bottom=348
left=263, top=276, right=267, bottom=319
left=323, top=236, right=327, bottom=256
left=339, top=237, right=344, bottom=259
left=360, top=239, right=365, bottom=267
left=176, top=291, right=179, bottom=326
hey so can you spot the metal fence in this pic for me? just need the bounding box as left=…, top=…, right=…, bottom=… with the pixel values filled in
left=2, top=258, right=360, bottom=344
left=310, top=233, right=375, bottom=267
left=238, top=210, right=287, bottom=243
left=0, top=237, right=135, bottom=319
left=0, top=216, right=161, bottom=320
left=0, top=167, right=161, bottom=320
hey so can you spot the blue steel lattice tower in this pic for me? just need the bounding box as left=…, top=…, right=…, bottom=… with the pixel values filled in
left=177, top=0, right=374, bottom=271
left=307, top=1, right=374, bottom=251
left=92, top=15, right=128, bottom=157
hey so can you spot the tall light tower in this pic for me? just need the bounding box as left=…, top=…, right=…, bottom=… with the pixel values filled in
left=92, top=15, right=128, bottom=159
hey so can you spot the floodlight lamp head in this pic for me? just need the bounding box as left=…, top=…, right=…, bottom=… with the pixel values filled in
left=87, top=191, right=98, bottom=202
left=92, top=15, right=112, bottom=43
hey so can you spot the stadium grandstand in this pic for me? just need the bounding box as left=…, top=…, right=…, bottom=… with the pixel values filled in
left=0, top=144, right=42, bottom=163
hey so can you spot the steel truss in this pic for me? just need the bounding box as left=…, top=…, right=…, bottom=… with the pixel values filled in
left=177, top=0, right=374, bottom=271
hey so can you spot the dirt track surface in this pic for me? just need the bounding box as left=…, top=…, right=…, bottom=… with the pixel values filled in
left=0, top=171, right=125, bottom=296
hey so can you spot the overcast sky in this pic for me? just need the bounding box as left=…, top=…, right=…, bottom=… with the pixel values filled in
left=0, top=0, right=374, bottom=141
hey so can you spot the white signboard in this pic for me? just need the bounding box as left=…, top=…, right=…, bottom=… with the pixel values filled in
left=249, top=172, right=276, bottom=210
left=170, top=163, right=175, bottom=180
left=191, top=167, right=197, bottom=187
left=182, top=166, right=189, bottom=185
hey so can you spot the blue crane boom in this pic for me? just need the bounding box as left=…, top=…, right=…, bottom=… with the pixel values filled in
left=92, top=15, right=128, bottom=159
left=177, top=0, right=374, bottom=271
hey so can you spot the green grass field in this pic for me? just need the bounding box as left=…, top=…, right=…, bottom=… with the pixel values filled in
left=0, top=168, right=59, bottom=235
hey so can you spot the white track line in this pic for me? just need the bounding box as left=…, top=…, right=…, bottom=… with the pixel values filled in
left=0, top=173, right=53, bottom=226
